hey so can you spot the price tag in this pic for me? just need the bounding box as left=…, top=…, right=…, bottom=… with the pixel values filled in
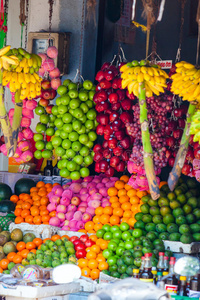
left=156, top=60, right=172, bottom=69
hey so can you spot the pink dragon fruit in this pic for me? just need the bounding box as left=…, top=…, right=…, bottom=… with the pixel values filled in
left=22, top=108, right=34, bottom=119
left=20, top=150, right=33, bottom=162
left=21, top=117, right=31, bottom=127
left=13, top=148, right=22, bottom=158
left=0, top=144, right=7, bottom=156
left=18, top=141, right=30, bottom=152
left=26, top=99, right=37, bottom=110
left=22, top=128, right=34, bottom=140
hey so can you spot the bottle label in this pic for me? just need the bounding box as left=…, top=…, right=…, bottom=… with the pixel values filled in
left=165, top=284, right=178, bottom=295
left=189, top=290, right=200, bottom=298
left=140, top=278, right=154, bottom=283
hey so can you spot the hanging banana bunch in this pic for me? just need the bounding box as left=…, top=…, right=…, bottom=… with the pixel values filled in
left=120, top=60, right=169, bottom=98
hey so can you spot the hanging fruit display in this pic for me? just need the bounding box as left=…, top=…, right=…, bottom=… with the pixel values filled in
left=93, top=61, right=134, bottom=177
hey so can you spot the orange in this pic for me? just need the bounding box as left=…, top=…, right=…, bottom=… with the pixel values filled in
left=21, top=249, right=30, bottom=258
left=81, top=267, right=90, bottom=277
left=113, top=207, right=123, bottom=217
left=38, top=190, right=47, bottom=197
left=19, top=193, right=26, bottom=200
left=87, top=230, right=95, bottom=234
left=10, top=195, right=19, bottom=203
left=0, top=267, right=3, bottom=273
left=36, top=181, right=45, bottom=188
left=40, top=197, right=49, bottom=206
left=123, top=210, right=132, bottom=218
left=121, top=217, right=129, bottom=223
left=109, top=215, right=120, bottom=225
left=53, top=182, right=60, bottom=187
left=120, top=175, right=129, bottom=183
left=26, top=199, right=33, bottom=205
left=33, top=199, right=41, bottom=206
left=124, top=183, right=132, bottom=191
left=21, top=209, right=30, bottom=219
left=0, top=258, right=9, bottom=270
left=31, top=192, right=38, bottom=198
left=98, top=240, right=108, bottom=250
left=159, top=181, right=168, bottom=188
left=45, top=183, right=53, bottom=189
left=30, top=249, right=37, bottom=254
left=119, top=195, right=129, bottom=204
left=128, top=217, right=136, bottom=227
left=93, top=215, right=101, bottom=224
left=98, top=261, right=109, bottom=271
left=89, top=235, right=97, bottom=242
left=30, top=187, right=38, bottom=193
left=90, top=269, right=100, bottom=280
left=25, top=215, right=34, bottom=224
left=15, top=216, right=24, bottom=224
left=33, top=238, right=43, bottom=247
left=121, top=202, right=131, bottom=211
left=109, top=196, right=119, bottom=203
left=88, top=259, right=98, bottom=270
left=78, top=229, right=87, bottom=233
left=86, top=251, right=97, bottom=260
left=40, top=209, right=49, bottom=216
left=118, top=189, right=127, bottom=197
left=103, top=206, right=113, bottom=215
left=96, top=255, right=106, bottom=263
left=99, top=214, right=110, bottom=225
left=94, top=223, right=102, bottom=231
left=13, top=254, right=23, bottom=264
left=90, top=245, right=100, bottom=254
left=31, top=207, right=40, bottom=216
left=16, top=241, right=26, bottom=251
left=95, top=207, right=104, bottom=215
left=33, top=215, right=42, bottom=224
left=22, top=194, right=31, bottom=201
left=127, top=189, right=137, bottom=198
left=39, top=205, right=47, bottom=211
left=7, top=252, right=16, bottom=262
left=14, top=208, right=22, bottom=217
left=107, top=187, right=118, bottom=197
left=51, top=235, right=61, bottom=242
left=49, top=211, right=56, bottom=217
left=114, top=180, right=125, bottom=190
left=130, top=196, right=140, bottom=205
left=85, top=221, right=94, bottom=231
left=26, top=242, right=36, bottom=250
left=42, top=215, right=50, bottom=223
left=78, top=258, right=88, bottom=268
left=136, top=190, right=147, bottom=198
left=111, top=202, right=121, bottom=208
left=131, top=205, right=138, bottom=213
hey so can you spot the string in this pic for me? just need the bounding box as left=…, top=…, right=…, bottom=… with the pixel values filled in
left=20, top=23, right=24, bottom=47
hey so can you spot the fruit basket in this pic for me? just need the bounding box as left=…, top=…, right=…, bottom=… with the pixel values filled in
left=9, top=223, right=60, bottom=239
left=0, top=213, right=15, bottom=231
left=163, top=240, right=200, bottom=254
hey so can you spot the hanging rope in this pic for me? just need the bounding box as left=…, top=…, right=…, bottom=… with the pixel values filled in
left=19, top=0, right=26, bottom=47
left=48, top=0, right=54, bottom=44
left=24, top=0, right=29, bottom=49
left=175, top=0, right=187, bottom=62
left=78, top=0, right=85, bottom=81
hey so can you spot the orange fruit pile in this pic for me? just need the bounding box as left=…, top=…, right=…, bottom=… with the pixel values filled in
left=83, top=175, right=147, bottom=232
left=13, top=181, right=54, bottom=225
left=77, top=235, right=108, bottom=280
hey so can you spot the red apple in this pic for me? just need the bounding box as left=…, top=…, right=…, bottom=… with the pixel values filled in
left=194, top=148, right=200, bottom=159
left=105, top=166, right=115, bottom=177
left=50, top=89, right=57, bottom=99
left=94, top=152, right=103, bottom=162
left=126, top=90, right=135, bottom=100
left=46, top=105, right=54, bottom=114
left=116, top=89, right=126, bottom=101
left=111, top=103, right=121, bottom=111
left=114, top=130, right=125, bottom=141
left=95, top=162, right=100, bottom=173
left=96, top=124, right=105, bottom=135
left=108, top=138, right=118, bottom=149
left=120, top=137, right=130, bottom=149
left=104, top=70, right=114, bottom=81
left=39, top=98, right=49, bottom=107
left=41, top=79, right=51, bottom=90
left=41, top=89, right=52, bottom=100
left=121, top=151, right=129, bottom=161
left=182, top=163, right=192, bottom=176
left=166, top=136, right=176, bottom=147
left=113, top=146, right=123, bottom=156
left=98, top=114, right=109, bottom=125
left=121, top=99, right=132, bottom=110
left=104, top=124, right=113, bottom=136
left=103, top=149, right=112, bottom=159
left=95, top=102, right=109, bottom=112
left=99, top=160, right=109, bottom=172
left=168, top=157, right=175, bottom=167
left=173, top=129, right=183, bottom=140
left=109, top=112, right=120, bottom=123
left=102, top=140, right=108, bottom=149
left=99, top=79, right=112, bottom=89
left=71, top=196, right=81, bottom=206
left=116, top=161, right=125, bottom=172
left=110, top=156, right=120, bottom=168
left=95, top=70, right=105, bottom=82
left=120, top=112, right=132, bottom=123
left=93, top=144, right=102, bottom=153
left=112, top=120, right=122, bottom=131
left=186, top=146, right=194, bottom=162
left=101, top=62, right=110, bottom=71
left=108, top=93, right=119, bottom=104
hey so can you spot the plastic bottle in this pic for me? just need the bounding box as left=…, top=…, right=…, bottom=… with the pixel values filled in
left=44, top=160, right=53, bottom=176
left=156, top=271, right=164, bottom=289
left=163, top=256, right=169, bottom=273
left=53, top=162, right=60, bottom=176
left=139, top=253, right=153, bottom=283
left=133, top=269, right=139, bottom=278
left=164, top=259, right=178, bottom=296
left=157, top=252, right=165, bottom=273
left=139, top=256, right=145, bottom=275
left=151, top=270, right=157, bottom=285
left=189, top=274, right=200, bottom=298
left=178, top=276, right=187, bottom=296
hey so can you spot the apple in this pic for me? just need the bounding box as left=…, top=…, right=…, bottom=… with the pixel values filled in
left=120, top=137, right=130, bottom=149
left=99, top=160, right=109, bottom=172
left=114, top=130, right=125, bottom=140
left=101, top=62, right=110, bottom=71
left=104, top=134, right=111, bottom=141
left=186, top=147, right=194, bottom=162
left=112, top=120, right=122, bottom=131
left=104, top=124, right=113, bottom=136
left=109, top=65, right=118, bottom=76
left=109, top=112, right=120, bottom=123
left=95, top=102, right=109, bottom=112
left=83, top=80, right=93, bottom=90
left=46, top=105, right=54, bottom=114
left=93, top=90, right=108, bottom=103
left=116, top=161, right=125, bottom=172
left=108, top=138, right=118, bottom=149
left=71, top=196, right=81, bottom=206
left=168, top=157, right=175, bottom=167
left=99, top=79, right=112, bottom=89
left=94, top=152, right=103, bottom=162
left=96, top=124, right=105, bottom=135
left=95, top=70, right=105, bottom=82
left=178, top=118, right=185, bottom=128
left=166, top=136, right=176, bottom=147
left=102, top=140, right=108, bottom=148
left=104, top=70, right=114, bottom=81
left=111, top=102, right=121, bottom=111
left=182, top=163, right=193, bottom=176
left=93, top=144, right=102, bottom=152
left=95, top=162, right=100, bottom=173
left=110, top=156, right=120, bottom=168
left=103, top=149, right=112, bottom=159
left=194, top=148, right=200, bottom=159
left=39, top=98, right=49, bottom=107
left=105, top=166, right=115, bottom=177
left=113, top=146, right=123, bottom=156
left=41, top=79, right=51, bottom=90
left=116, top=89, right=126, bottom=100
left=121, top=99, right=132, bottom=110
left=173, top=129, right=183, bottom=140
left=120, top=112, right=132, bottom=123
left=98, top=114, right=109, bottom=125
left=121, top=151, right=129, bottom=161
left=112, top=78, right=120, bottom=89
left=41, top=89, right=52, bottom=100
left=126, top=90, right=135, bottom=99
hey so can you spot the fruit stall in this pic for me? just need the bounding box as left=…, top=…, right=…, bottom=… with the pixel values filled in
left=0, top=0, right=200, bottom=299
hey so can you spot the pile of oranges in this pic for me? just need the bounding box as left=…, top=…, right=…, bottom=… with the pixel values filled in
left=12, top=181, right=57, bottom=225
left=77, top=235, right=109, bottom=280
left=83, top=175, right=147, bottom=233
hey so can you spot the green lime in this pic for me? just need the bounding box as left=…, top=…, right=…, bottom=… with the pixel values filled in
left=169, top=233, right=181, bottom=241
left=113, top=231, right=122, bottom=240
left=107, top=256, right=117, bottom=266
left=161, top=185, right=170, bottom=193
left=177, top=194, right=187, bottom=205
left=180, top=233, right=194, bottom=244
left=193, top=233, right=200, bottom=241
left=173, top=208, right=184, bottom=218
left=118, top=265, right=127, bottom=274
left=102, top=270, right=110, bottom=275
left=167, top=192, right=176, bottom=201
left=148, top=199, right=158, bottom=207
left=132, top=229, right=143, bottom=238
left=120, top=273, right=129, bottom=279
left=149, top=206, right=160, bottom=216
left=102, top=224, right=111, bottom=232
left=103, top=232, right=113, bottom=240
left=96, top=229, right=105, bottom=238
left=142, top=214, right=152, bottom=223
left=140, top=204, right=150, bottom=214
left=163, top=214, right=175, bottom=225
left=160, top=206, right=171, bottom=216
left=158, top=197, right=169, bottom=207
left=116, top=246, right=124, bottom=256
left=167, top=223, right=179, bottom=233
left=119, top=222, right=130, bottom=231
left=123, top=255, right=135, bottom=265
left=187, top=197, right=198, bottom=209
left=134, top=257, right=142, bottom=267
left=169, top=200, right=181, bottom=210
left=174, top=188, right=183, bottom=196
left=190, top=223, right=200, bottom=233
left=146, top=231, right=158, bottom=241
left=110, top=271, right=120, bottom=278
left=135, top=212, right=144, bottom=221
left=152, top=215, right=163, bottom=224
left=156, top=223, right=167, bottom=233
left=185, top=191, right=193, bottom=199
left=8, top=262, right=15, bottom=270
left=145, top=223, right=156, bottom=232
left=109, top=265, right=117, bottom=272
left=133, top=238, right=142, bottom=246
left=186, top=178, right=198, bottom=189
left=134, top=220, right=145, bottom=229
left=134, top=245, right=143, bottom=251
left=186, top=214, right=196, bottom=224
left=180, top=183, right=188, bottom=193
left=121, top=231, right=131, bottom=240
left=133, top=250, right=143, bottom=259
left=141, top=195, right=151, bottom=203
left=110, top=225, right=121, bottom=233
left=108, top=241, right=118, bottom=252
left=183, top=204, right=192, bottom=215
left=126, top=265, right=136, bottom=276
left=179, top=224, right=191, bottom=234
left=159, top=232, right=169, bottom=240
left=175, top=215, right=187, bottom=226
left=103, top=249, right=113, bottom=259
left=193, top=208, right=200, bottom=220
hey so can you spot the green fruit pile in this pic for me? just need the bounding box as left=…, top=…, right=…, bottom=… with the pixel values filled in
left=134, top=178, right=200, bottom=244
left=27, top=238, right=76, bottom=268
left=47, top=79, right=97, bottom=179
left=97, top=222, right=170, bottom=279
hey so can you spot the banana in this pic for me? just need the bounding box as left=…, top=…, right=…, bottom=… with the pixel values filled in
left=193, top=131, right=200, bottom=142
left=31, top=54, right=38, bottom=69
left=23, top=65, right=29, bottom=74
left=147, top=67, right=154, bottom=76
left=183, top=62, right=195, bottom=69
left=137, top=72, right=144, bottom=83
left=28, top=57, right=33, bottom=68
left=32, top=53, right=42, bottom=68
left=141, top=66, right=148, bottom=74
left=35, top=82, right=41, bottom=92
left=24, top=73, right=31, bottom=84
left=33, top=72, right=42, bottom=82
left=19, top=58, right=27, bottom=68
left=175, top=61, right=185, bottom=67
left=151, top=67, right=160, bottom=76
left=127, top=80, right=138, bottom=94
left=15, top=66, right=22, bottom=73
left=143, top=73, right=151, bottom=81
left=146, top=82, right=160, bottom=96
left=121, top=78, right=133, bottom=89
left=30, top=74, right=36, bottom=84
left=193, top=84, right=200, bottom=98
left=0, top=45, right=11, bottom=56
left=17, top=72, right=24, bottom=85
left=120, top=64, right=130, bottom=72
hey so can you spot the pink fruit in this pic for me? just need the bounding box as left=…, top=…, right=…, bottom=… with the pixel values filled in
left=99, top=188, right=108, bottom=197
left=68, top=204, right=77, bottom=212
left=22, top=108, right=34, bottom=119
left=87, top=182, right=96, bottom=189
left=49, top=195, right=60, bottom=204
left=47, top=203, right=57, bottom=212
left=83, top=176, right=93, bottom=182
left=105, top=182, right=115, bottom=188
left=18, top=141, right=29, bottom=152
left=82, top=213, right=92, bottom=223
left=60, top=197, right=70, bottom=206
left=80, top=194, right=89, bottom=202
left=22, top=128, right=34, bottom=140
left=0, top=144, right=7, bottom=156
left=39, top=67, right=45, bottom=77
left=68, top=219, right=77, bottom=228
left=102, top=177, right=109, bottom=184
left=62, top=189, right=73, bottom=198
left=96, top=183, right=105, bottom=189
left=21, top=117, right=31, bottom=127
left=26, top=99, right=37, bottom=110
left=88, top=200, right=101, bottom=208
left=79, top=202, right=87, bottom=208
left=23, top=99, right=27, bottom=108
left=38, top=53, right=47, bottom=63
left=79, top=188, right=88, bottom=195
left=49, top=217, right=61, bottom=227
left=56, top=212, right=65, bottom=221
left=13, top=148, right=22, bottom=158
left=81, top=182, right=88, bottom=188
left=77, top=206, right=86, bottom=213
left=73, top=211, right=82, bottom=221
left=193, top=159, right=200, bottom=170
left=102, top=201, right=110, bottom=207
left=76, top=221, right=84, bottom=229
left=47, top=192, right=54, bottom=199
left=43, top=58, right=55, bottom=71
left=20, top=150, right=33, bottom=162
left=51, top=78, right=62, bottom=90
left=49, top=67, right=60, bottom=79
left=65, top=211, right=74, bottom=221
left=54, top=187, right=63, bottom=197
left=89, top=188, right=98, bottom=195
left=69, top=182, right=82, bottom=193
left=56, top=204, right=67, bottom=214
left=92, top=193, right=102, bottom=201
left=47, top=46, right=58, bottom=58
left=61, top=225, right=70, bottom=231
left=86, top=207, right=95, bottom=215
left=71, top=196, right=81, bottom=206
left=8, top=108, right=14, bottom=119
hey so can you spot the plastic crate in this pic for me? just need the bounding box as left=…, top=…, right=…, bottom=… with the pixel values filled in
left=9, top=223, right=60, bottom=239
left=171, top=296, right=199, bottom=300
left=164, top=240, right=200, bottom=254
left=0, top=214, right=15, bottom=231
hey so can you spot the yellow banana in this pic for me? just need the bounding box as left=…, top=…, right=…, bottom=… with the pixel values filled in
left=28, top=57, right=33, bottom=68
left=30, top=74, right=36, bottom=84
left=18, top=72, right=25, bottom=85
left=120, top=64, right=130, bottom=72
left=121, top=78, right=133, bottom=89
left=183, top=62, right=195, bottom=69
left=141, top=66, right=148, bottom=74
left=137, top=72, right=144, bottom=83
left=193, top=84, right=200, bottom=98
left=146, top=82, right=160, bottom=96
left=23, top=66, right=29, bottom=74
left=33, top=72, right=42, bottom=82
left=143, top=73, right=151, bottom=81
left=127, top=81, right=138, bottom=94
left=152, top=67, right=160, bottom=76
left=15, top=66, right=22, bottom=73
left=0, top=45, right=11, bottom=56
left=175, top=61, right=186, bottom=67
left=147, top=67, right=154, bottom=76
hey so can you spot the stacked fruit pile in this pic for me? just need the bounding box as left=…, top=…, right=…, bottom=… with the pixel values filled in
left=34, top=79, right=57, bottom=160
left=93, top=62, right=134, bottom=175
left=47, top=175, right=117, bottom=231
left=84, top=175, right=146, bottom=231
left=133, top=178, right=200, bottom=243
left=13, top=181, right=53, bottom=225
left=44, top=79, right=98, bottom=179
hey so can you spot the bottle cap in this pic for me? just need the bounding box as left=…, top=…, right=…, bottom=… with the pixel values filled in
left=157, top=272, right=162, bottom=276
left=152, top=270, right=157, bottom=275
left=164, top=256, right=169, bottom=260
left=180, top=276, right=187, bottom=281
left=159, top=252, right=164, bottom=256
left=133, top=269, right=139, bottom=274
left=141, top=256, right=145, bottom=259
left=144, top=253, right=151, bottom=257
left=163, top=272, right=169, bottom=276
left=169, top=261, right=175, bottom=265
left=170, top=257, right=176, bottom=261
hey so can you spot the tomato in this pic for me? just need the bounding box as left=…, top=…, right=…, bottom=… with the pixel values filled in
left=76, top=249, right=86, bottom=259
left=85, top=239, right=95, bottom=248
left=75, top=243, right=86, bottom=251
left=70, top=236, right=79, bottom=243
left=79, top=234, right=89, bottom=244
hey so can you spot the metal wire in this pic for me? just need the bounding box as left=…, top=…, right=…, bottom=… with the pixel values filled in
left=3, top=0, right=9, bottom=46
left=78, top=0, right=85, bottom=81
left=24, top=0, right=29, bottom=49
left=48, top=0, right=54, bottom=44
